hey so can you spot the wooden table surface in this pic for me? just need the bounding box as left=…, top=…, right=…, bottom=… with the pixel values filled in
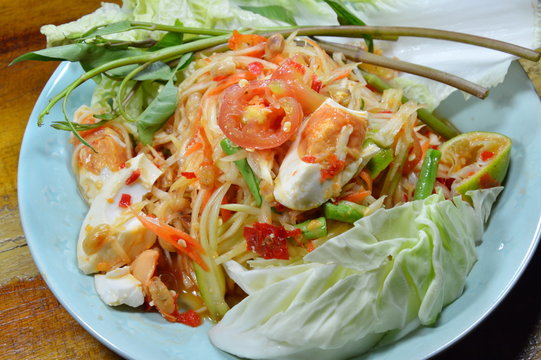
left=0, top=1, right=540, bottom=359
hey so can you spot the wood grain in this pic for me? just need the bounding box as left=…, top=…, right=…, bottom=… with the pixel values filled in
left=0, top=277, right=121, bottom=360
left=0, top=0, right=120, bottom=358
left=0, top=1, right=539, bottom=359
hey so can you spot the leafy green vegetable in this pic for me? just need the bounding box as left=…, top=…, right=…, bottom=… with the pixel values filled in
left=148, top=20, right=185, bottom=51
left=136, top=52, right=193, bottom=143
left=51, top=119, right=110, bottom=132
left=10, top=43, right=141, bottom=67
left=240, top=5, right=297, bottom=25
left=209, top=188, right=503, bottom=359
left=78, top=20, right=134, bottom=40
left=413, top=149, right=442, bottom=200
left=322, top=0, right=373, bottom=52
left=323, top=200, right=366, bottom=223
left=220, top=138, right=263, bottom=207
left=110, top=61, right=173, bottom=81
left=294, top=217, right=327, bottom=240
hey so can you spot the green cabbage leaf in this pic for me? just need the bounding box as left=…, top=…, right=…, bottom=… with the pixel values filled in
left=209, top=187, right=502, bottom=359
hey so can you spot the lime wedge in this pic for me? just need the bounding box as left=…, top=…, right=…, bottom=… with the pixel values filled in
left=439, top=131, right=512, bottom=196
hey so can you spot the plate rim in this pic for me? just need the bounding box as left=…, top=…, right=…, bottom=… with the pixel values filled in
left=17, top=60, right=541, bottom=360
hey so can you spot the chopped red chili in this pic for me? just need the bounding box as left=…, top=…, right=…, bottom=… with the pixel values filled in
left=320, top=154, right=346, bottom=182
left=480, top=173, right=500, bottom=188
left=213, top=74, right=229, bottom=82
left=301, top=156, right=317, bottom=163
left=244, top=222, right=301, bottom=260
left=366, top=84, right=380, bottom=93
left=176, top=309, right=202, bottom=327
left=180, top=171, right=197, bottom=179
left=247, top=61, right=264, bottom=76
left=311, top=74, right=322, bottom=92
left=118, top=193, right=132, bottom=208
left=480, top=151, right=495, bottom=162
left=125, top=169, right=141, bottom=185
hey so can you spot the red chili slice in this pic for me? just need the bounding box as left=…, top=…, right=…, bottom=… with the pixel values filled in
left=480, top=151, right=495, bottom=162
left=176, top=309, right=202, bottom=327
left=247, top=61, right=264, bottom=76
left=125, top=169, right=141, bottom=185
left=243, top=222, right=301, bottom=260
left=301, top=156, right=317, bottom=163
left=180, top=171, right=197, bottom=179
left=118, top=193, right=132, bottom=208
left=320, top=154, right=346, bottom=182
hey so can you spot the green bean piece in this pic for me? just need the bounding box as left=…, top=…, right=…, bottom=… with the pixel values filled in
left=366, top=146, right=394, bottom=179
left=324, top=201, right=366, bottom=223
left=294, top=217, right=328, bottom=241
left=220, top=138, right=262, bottom=207
left=362, top=72, right=460, bottom=140
left=413, top=148, right=442, bottom=200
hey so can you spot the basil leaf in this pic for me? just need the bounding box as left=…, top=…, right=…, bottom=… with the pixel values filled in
left=79, top=47, right=145, bottom=72
left=9, top=43, right=146, bottom=71
left=322, top=0, right=374, bottom=52
left=149, top=19, right=184, bottom=51
left=136, top=53, right=194, bottom=144
left=107, top=61, right=172, bottom=81
left=136, top=81, right=177, bottom=144
left=77, top=21, right=134, bottom=40
left=10, top=43, right=98, bottom=64
left=240, top=5, right=297, bottom=25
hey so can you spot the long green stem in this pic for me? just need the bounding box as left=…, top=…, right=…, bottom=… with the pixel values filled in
left=117, top=63, right=150, bottom=122
left=319, top=40, right=489, bottom=99
left=38, top=34, right=231, bottom=125
left=273, top=26, right=540, bottom=61
left=130, top=21, right=231, bottom=36
left=362, top=72, right=460, bottom=139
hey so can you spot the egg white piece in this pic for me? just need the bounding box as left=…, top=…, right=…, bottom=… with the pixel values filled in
left=94, top=266, right=144, bottom=307
left=77, top=153, right=162, bottom=274
left=274, top=99, right=370, bottom=211
left=71, top=106, right=131, bottom=204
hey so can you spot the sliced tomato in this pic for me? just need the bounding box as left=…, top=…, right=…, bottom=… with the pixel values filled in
left=218, top=80, right=303, bottom=149
left=270, top=58, right=326, bottom=114
left=243, top=222, right=301, bottom=260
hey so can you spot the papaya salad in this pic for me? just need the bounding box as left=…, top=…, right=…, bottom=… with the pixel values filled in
left=14, top=0, right=540, bottom=358
left=75, top=29, right=507, bottom=345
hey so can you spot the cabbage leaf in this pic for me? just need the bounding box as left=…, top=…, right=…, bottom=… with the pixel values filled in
left=209, top=188, right=503, bottom=360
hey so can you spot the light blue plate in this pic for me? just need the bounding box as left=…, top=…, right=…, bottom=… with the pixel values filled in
left=18, top=61, right=541, bottom=360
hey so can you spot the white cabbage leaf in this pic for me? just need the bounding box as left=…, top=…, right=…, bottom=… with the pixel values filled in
left=344, top=0, right=541, bottom=110
left=41, top=0, right=539, bottom=109
left=209, top=187, right=503, bottom=360
left=40, top=0, right=280, bottom=47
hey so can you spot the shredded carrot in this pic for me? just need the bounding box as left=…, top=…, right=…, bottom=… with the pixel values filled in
left=220, top=191, right=233, bottom=222
left=360, top=170, right=373, bottom=192
left=207, top=72, right=251, bottom=96
left=199, top=187, right=214, bottom=216
left=134, top=212, right=208, bottom=271
left=184, top=142, right=203, bottom=157
left=420, top=139, right=431, bottom=160
left=332, top=69, right=351, bottom=82
left=342, top=190, right=371, bottom=204
left=197, top=126, right=213, bottom=161
left=228, top=30, right=267, bottom=51
left=402, top=131, right=423, bottom=175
